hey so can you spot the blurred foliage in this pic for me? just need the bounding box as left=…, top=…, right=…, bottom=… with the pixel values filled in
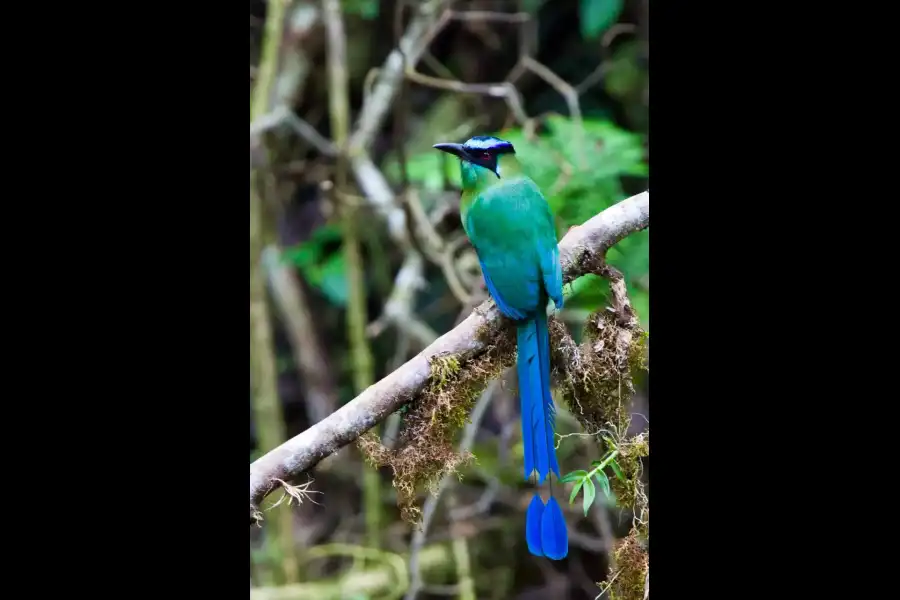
left=343, top=0, right=380, bottom=20
left=580, top=0, right=625, bottom=40
left=282, top=225, right=349, bottom=307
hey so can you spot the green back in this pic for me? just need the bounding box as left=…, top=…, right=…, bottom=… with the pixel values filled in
left=459, top=154, right=562, bottom=314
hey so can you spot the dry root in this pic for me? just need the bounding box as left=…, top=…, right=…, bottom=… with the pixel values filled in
left=550, top=309, right=647, bottom=436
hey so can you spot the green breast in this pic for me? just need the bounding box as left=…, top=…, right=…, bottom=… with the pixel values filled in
left=463, top=176, right=555, bottom=250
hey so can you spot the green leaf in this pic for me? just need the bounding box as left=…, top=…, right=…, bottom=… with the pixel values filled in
left=580, top=0, right=623, bottom=40
left=560, top=469, right=589, bottom=484
left=316, top=252, right=349, bottom=306
left=581, top=0, right=624, bottom=40
left=582, top=477, right=596, bottom=515
left=569, top=478, right=585, bottom=505
left=610, top=460, right=626, bottom=482
left=594, top=471, right=611, bottom=500
left=282, top=225, right=342, bottom=269
left=566, top=274, right=609, bottom=311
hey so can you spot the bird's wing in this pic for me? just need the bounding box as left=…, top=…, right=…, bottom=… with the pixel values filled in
left=465, top=179, right=548, bottom=317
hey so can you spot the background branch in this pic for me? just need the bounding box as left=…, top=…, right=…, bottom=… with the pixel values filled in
left=349, top=0, right=453, bottom=154
left=250, top=191, right=650, bottom=518
left=263, top=246, right=338, bottom=424
left=249, top=0, right=299, bottom=584
left=322, top=0, right=380, bottom=551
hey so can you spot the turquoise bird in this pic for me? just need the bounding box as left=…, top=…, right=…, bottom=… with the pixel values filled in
left=433, top=135, right=568, bottom=560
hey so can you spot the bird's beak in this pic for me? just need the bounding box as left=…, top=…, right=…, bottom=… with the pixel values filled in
left=432, top=142, right=467, bottom=159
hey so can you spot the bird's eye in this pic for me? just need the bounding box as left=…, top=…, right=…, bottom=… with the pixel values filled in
left=481, top=152, right=491, bottom=160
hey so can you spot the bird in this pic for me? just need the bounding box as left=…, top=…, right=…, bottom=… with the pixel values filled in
left=433, top=135, right=568, bottom=560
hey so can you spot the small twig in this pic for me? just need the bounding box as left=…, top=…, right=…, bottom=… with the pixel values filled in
left=568, top=529, right=609, bottom=553
left=448, top=10, right=530, bottom=23
left=349, top=0, right=453, bottom=154
left=520, top=56, right=585, bottom=169
left=441, top=235, right=478, bottom=306
left=595, top=569, right=623, bottom=600
left=604, top=23, right=639, bottom=50
left=577, top=24, right=639, bottom=95
left=404, top=70, right=529, bottom=124
left=350, top=153, right=411, bottom=248
left=250, top=105, right=338, bottom=157
left=521, top=57, right=582, bottom=126
left=275, top=1, right=322, bottom=109
left=367, top=252, right=438, bottom=349
left=404, top=188, right=446, bottom=261
left=267, top=477, right=324, bottom=511
left=421, top=51, right=459, bottom=81
left=394, top=0, right=411, bottom=192
left=449, top=478, right=501, bottom=520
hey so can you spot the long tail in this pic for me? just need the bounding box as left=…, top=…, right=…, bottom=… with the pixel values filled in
left=518, top=311, right=568, bottom=560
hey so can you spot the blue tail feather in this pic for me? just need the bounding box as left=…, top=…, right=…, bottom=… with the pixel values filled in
left=525, top=494, right=545, bottom=556
left=518, top=310, right=568, bottom=560
left=540, top=497, right=569, bottom=560
left=535, top=309, right=560, bottom=479
left=516, top=319, right=549, bottom=482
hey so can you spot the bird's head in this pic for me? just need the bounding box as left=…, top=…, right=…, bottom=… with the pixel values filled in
left=433, top=136, right=516, bottom=182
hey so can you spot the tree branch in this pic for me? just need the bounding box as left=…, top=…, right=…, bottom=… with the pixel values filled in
left=348, top=0, right=453, bottom=155
left=250, top=192, right=650, bottom=521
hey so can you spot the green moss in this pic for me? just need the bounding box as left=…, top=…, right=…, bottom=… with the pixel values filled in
left=430, top=355, right=461, bottom=391
left=609, top=432, right=648, bottom=509
left=607, top=525, right=649, bottom=600
left=357, top=320, right=517, bottom=525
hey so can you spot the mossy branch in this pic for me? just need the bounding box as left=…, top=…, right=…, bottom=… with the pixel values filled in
left=250, top=191, right=650, bottom=521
